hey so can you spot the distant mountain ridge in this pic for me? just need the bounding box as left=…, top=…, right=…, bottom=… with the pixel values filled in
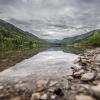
left=0, top=19, right=48, bottom=49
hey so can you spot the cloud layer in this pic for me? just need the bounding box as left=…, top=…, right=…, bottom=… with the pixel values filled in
left=0, top=0, right=100, bottom=40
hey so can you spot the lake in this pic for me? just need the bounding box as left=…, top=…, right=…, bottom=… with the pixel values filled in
left=0, top=47, right=84, bottom=83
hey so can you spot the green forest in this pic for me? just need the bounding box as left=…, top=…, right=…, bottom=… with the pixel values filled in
left=0, top=19, right=49, bottom=50
left=74, top=30, right=100, bottom=47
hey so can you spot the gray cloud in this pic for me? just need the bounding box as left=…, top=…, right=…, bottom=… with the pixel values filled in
left=0, top=0, right=100, bottom=39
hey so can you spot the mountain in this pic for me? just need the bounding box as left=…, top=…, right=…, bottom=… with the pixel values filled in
left=46, top=39, right=61, bottom=44
left=61, top=29, right=100, bottom=46
left=0, top=19, right=48, bottom=49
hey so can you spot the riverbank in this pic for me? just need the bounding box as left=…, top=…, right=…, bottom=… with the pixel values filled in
left=0, top=48, right=100, bottom=100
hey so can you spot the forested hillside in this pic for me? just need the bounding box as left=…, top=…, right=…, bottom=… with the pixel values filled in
left=61, top=30, right=100, bottom=47
left=0, top=19, right=48, bottom=50
left=74, top=30, right=100, bottom=47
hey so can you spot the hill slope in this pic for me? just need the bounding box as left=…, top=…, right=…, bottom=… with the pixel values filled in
left=61, top=30, right=100, bottom=47
left=0, top=19, right=48, bottom=49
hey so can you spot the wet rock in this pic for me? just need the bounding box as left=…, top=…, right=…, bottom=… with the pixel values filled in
left=91, top=84, right=100, bottom=99
left=75, top=95, right=96, bottom=100
left=40, top=93, right=48, bottom=100
left=81, top=72, right=96, bottom=81
left=36, top=80, right=48, bottom=92
left=31, top=93, right=41, bottom=100
left=74, top=69, right=84, bottom=77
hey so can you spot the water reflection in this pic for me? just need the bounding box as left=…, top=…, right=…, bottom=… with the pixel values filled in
left=0, top=48, right=46, bottom=71
left=0, top=47, right=80, bottom=81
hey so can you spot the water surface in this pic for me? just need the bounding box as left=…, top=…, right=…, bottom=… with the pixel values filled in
left=0, top=47, right=83, bottom=83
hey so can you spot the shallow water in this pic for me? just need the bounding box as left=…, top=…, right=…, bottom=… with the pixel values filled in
left=0, top=47, right=83, bottom=83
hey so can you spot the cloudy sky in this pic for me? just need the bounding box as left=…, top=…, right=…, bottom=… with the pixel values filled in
left=0, top=0, right=100, bottom=40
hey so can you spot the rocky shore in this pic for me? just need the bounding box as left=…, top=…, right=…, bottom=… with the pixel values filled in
left=0, top=48, right=100, bottom=100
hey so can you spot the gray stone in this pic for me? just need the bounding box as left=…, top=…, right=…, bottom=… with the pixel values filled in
left=81, top=72, right=96, bottom=81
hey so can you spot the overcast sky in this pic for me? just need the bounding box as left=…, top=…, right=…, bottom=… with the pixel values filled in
left=0, top=0, right=100, bottom=40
